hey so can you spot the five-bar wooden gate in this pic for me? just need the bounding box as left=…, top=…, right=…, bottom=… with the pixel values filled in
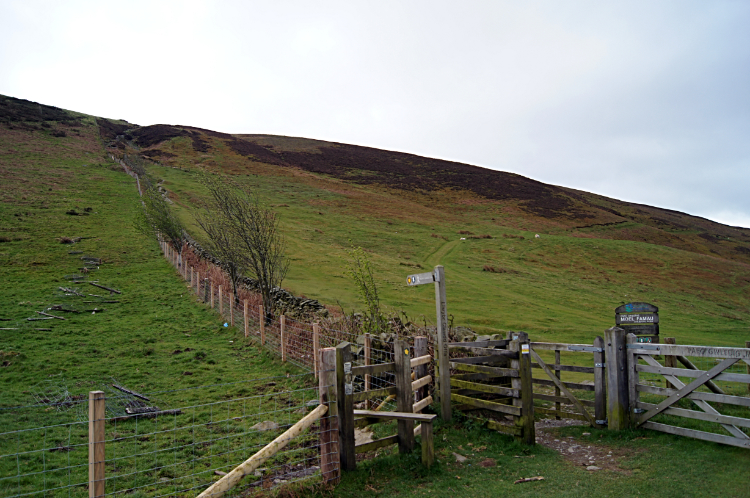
left=626, top=334, right=750, bottom=449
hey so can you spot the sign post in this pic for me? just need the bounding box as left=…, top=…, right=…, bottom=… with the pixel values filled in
left=407, top=266, right=451, bottom=421
left=615, top=302, right=659, bottom=343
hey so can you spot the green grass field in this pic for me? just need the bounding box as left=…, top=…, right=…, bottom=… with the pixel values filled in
left=1, top=104, right=749, bottom=497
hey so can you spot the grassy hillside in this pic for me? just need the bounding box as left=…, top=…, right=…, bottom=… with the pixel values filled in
left=0, top=100, right=301, bottom=410
left=92, top=118, right=749, bottom=347
left=1, top=94, right=749, bottom=498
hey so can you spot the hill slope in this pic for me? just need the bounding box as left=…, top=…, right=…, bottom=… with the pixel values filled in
left=2, top=94, right=749, bottom=347
left=93, top=116, right=750, bottom=265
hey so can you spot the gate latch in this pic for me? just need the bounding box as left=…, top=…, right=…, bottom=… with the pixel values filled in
left=595, top=419, right=607, bottom=425
left=594, top=362, right=605, bottom=368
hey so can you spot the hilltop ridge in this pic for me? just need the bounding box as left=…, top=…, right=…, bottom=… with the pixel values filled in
left=94, top=115, right=750, bottom=265
left=3, top=92, right=749, bottom=265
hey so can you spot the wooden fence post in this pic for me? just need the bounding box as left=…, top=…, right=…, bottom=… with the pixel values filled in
left=88, top=390, right=105, bottom=498
left=394, top=339, right=416, bottom=453
left=210, top=282, right=214, bottom=308
left=414, top=336, right=428, bottom=402
left=243, top=300, right=249, bottom=338
left=510, top=332, right=534, bottom=445
left=319, top=347, right=340, bottom=483
left=335, top=342, right=355, bottom=471
left=434, top=265, right=451, bottom=421
left=280, top=315, right=286, bottom=362
left=746, top=341, right=750, bottom=393
left=593, top=336, right=607, bottom=425
left=554, top=348, right=561, bottom=420
left=203, top=279, right=209, bottom=303
left=605, top=326, right=630, bottom=430
left=664, top=337, right=676, bottom=389
left=218, top=285, right=223, bottom=316
left=313, top=323, right=320, bottom=378
left=196, top=271, right=200, bottom=294
left=190, top=267, right=194, bottom=288
left=364, top=333, right=371, bottom=395
left=259, top=305, right=265, bottom=345
left=229, top=291, right=234, bottom=327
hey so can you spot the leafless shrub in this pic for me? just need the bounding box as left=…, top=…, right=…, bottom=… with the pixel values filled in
left=196, top=171, right=289, bottom=315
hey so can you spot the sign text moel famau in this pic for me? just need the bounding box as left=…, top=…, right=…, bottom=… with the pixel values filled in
left=615, top=302, right=659, bottom=343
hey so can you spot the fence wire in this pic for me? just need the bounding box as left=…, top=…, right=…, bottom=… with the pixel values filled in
left=0, top=378, right=336, bottom=497
left=168, top=239, right=425, bottom=413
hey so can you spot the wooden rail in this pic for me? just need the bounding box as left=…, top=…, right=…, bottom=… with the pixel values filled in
left=625, top=331, right=750, bottom=449
left=335, top=339, right=435, bottom=471
left=196, top=404, right=328, bottom=498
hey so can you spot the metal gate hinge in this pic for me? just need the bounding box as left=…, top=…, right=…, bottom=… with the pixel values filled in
left=627, top=344, right=660, bottom=351
left=594, top=362, right=605, bottom=368
left=568, top=345, right=603, bottom=353
left=633, top=408, right=646, bottom=414
left=595, top=419, right=607, bottom=425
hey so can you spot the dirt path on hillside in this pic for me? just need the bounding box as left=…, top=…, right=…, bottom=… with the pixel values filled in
left=425, top=239, right=460, bottom=267
left=535, top=419, right=636, bottom=474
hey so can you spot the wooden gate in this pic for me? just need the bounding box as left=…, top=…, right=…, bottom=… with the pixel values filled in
left=443, top=332, right=534, bottom=444
left=529, top=337, right=607, bottom=427
left=627, top=335, right=750, bottom=448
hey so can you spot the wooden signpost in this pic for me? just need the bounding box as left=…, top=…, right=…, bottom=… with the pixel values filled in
left=406, top=266, right=450, bottom=421
left=615, top=302, right=659, bottom=343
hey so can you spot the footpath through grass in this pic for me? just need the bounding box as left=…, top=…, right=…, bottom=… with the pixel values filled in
left=318, top=416, right=750, bottom=498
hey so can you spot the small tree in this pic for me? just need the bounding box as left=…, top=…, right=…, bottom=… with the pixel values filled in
left=344, top=244, right=382, bottom=335
left=195, top=173, right=245, bottom=304
left=135, top=183, right=186, bottom=266
left=197, top=172, right=289, bottom=314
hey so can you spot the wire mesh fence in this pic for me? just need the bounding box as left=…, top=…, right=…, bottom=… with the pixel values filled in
left=0, top=375, right=337, bottom=497
left=164, top=240, right=434, bottom=415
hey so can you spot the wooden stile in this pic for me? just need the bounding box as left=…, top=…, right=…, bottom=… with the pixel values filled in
left=88, top=391, right=105, bottom=498
left=280, top=315, right=286, bottom=362
left=414, top=336, right=428, bottom=403
left=243, top=300, right=248, bottom=338
left=394, top=339, right=415, bottom=453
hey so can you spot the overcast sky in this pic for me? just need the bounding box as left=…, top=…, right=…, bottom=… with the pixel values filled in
left=2, top=1, right=749, bottom=228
